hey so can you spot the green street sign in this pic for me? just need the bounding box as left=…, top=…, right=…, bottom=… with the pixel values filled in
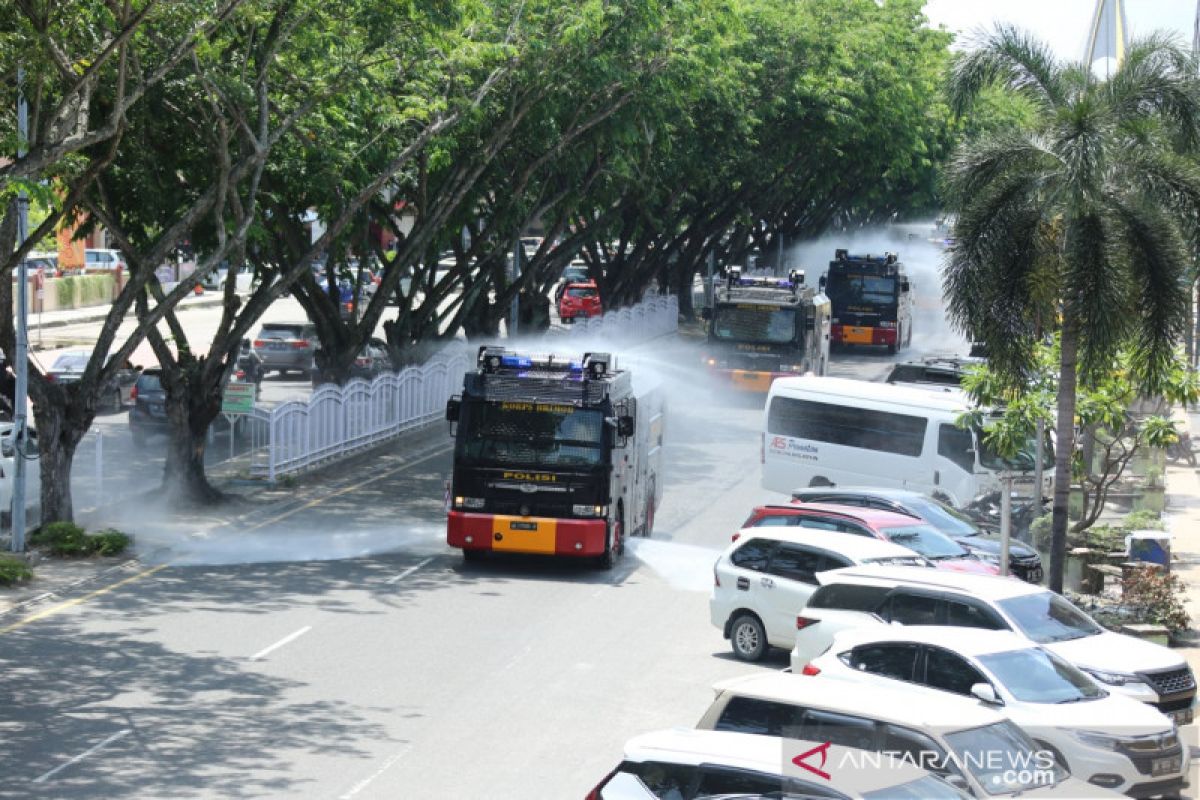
left=222, top=382, right=256, bottom=415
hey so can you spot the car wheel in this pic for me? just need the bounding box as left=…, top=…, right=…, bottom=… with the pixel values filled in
left=730, top=613, right=768, bottom=662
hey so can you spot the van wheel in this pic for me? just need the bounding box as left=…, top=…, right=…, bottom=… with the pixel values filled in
left=730, top=613, right=768, bottom=662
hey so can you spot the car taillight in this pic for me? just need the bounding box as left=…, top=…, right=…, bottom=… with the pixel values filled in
left=731, top=532, right=740, bottom=542
left=293, top=339, right=310, bottom=348
left=355, top=357, right=370, bottom=367
left=796, top=615, right=819, bottom=630
left=800, top=664, right=821, bottom=676
left=236, top=370, right=246, bottom=379
left=130, top=386, right=138, bottom=400
left=253, top=339, right=265, bottom=348
left=45, top=374, right=56, bottom=383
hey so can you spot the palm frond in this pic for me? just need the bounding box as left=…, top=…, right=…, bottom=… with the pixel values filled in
left=947, top=24, right=1063, bottom=119
left=1104, top=35, right=1200, bottom=152
left=1063, top=209, right=1132, bottom=380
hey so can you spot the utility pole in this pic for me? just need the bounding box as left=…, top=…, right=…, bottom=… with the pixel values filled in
left=508, top=235, right=520, bottom=338
left=11, top=66, right=31, bottom=552
left=999, top=473, right=1013, bottom=577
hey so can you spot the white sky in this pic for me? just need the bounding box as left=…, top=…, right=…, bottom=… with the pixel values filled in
left=922, top=0, right=1196, bottom=60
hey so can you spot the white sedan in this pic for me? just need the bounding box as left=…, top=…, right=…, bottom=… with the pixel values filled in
left=804, top=626, right=1188, bottom=799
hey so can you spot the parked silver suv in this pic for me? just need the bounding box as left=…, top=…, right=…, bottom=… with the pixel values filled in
left=252, top=322, right=317, bottom=377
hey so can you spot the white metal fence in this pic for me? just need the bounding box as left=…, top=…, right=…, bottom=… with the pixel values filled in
left=249, top=293, right=678, bottom=481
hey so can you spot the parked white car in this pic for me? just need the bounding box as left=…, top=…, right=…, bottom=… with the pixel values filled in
left=788, top=566, right=1196, bottom=725
left=83, top=248, right=126, bottom=274
left=710, top=527, right=931, bottom=662
left=589, top=728, right=972, bottom=799
left=696, top=672, right=1122, bottom=798
left=0, top=423, right=40, bottom=523
left=806, top=627, right=1188, bottom=798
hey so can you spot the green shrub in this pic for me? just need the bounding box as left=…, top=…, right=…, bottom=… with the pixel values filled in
left=90, top=529, right=132, bottom=556
left=1122, top=568, right=1190, bottom=633
left=1119, top=509, right=1164, bottom=532
left=1030, top=514, right=1052, bottom=552
left=54, top=277, right=77, bottom=307
left=0, top=555, right=33, bottom=586
left=80, top=275, right=112, bottom=304
left=31, top=521, right=92, bottom=555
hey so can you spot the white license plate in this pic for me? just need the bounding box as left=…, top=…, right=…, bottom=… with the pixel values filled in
left=1169, top=707, right=1193, bottom=725
left=1152, top=755, right=1182, bottom=777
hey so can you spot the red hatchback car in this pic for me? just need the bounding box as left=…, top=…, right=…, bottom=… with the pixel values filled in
left=739, top=503, right=1000, bottom=576
left=558, top=280, right=602, bottom=322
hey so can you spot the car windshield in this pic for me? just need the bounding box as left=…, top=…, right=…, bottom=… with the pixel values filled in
left=456, top=400, right=605, bottom=468
left=711, top=305, right=796, bottom=344
left=52, top=353, right=90, bottom=371
left=566, top=286, right=597, bottom=298
left=978, top=648, right=1106, bottom=704
left=863, top=775, right=970, bottom=799
left=879, top=524, right=967, bottom=559
left=996, top=592, right=1102, bottom=643
left=944, top=721, right=1065, bottom=795
left=826, top=273, right=896, bottom=308
left=260, top=325, right=304, bottom=339
left=904, top=497, right=980, bottom=537
left=137, top=374, right=163, bottom=392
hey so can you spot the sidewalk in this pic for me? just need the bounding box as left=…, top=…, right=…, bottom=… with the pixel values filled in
left=1164, top=409, right=1200, bottom=675
left=26, top=289, right=228, bottom=339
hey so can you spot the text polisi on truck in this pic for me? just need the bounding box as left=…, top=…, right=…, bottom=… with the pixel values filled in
left=701, top=266, right=831, bottom=393
left=444, top=347, right=665, bottom=569
left=821, top=249, right=914, bottom=355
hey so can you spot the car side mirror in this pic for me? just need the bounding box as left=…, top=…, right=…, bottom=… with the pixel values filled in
left=445, top=398, right=460, bottom=423
left=700, top=307, right=712, bottom=321
left=970, top=682, right=1002, bottom=705
left=617, top=415, right=635, bottom=438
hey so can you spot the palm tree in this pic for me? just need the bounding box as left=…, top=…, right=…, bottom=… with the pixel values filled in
left=942, top=27, right=1200, bottom=592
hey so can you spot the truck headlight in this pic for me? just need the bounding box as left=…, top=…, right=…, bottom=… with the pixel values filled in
left=1080, top=667, right=1144, bottom=687
left=573, top=504, right=605, bottom=517
left=455, top=496, right=485, bottom=509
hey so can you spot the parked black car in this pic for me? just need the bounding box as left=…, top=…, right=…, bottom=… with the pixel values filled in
left=789, top=486, right=1044, bottom=583
left=128, top=369, right=168, bottom=447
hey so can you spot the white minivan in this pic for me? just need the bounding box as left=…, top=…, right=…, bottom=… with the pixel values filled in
left=762, top=376, right=1051, bottom=507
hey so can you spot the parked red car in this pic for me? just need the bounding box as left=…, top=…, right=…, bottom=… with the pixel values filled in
left=557, top=280, right=601, bottom=322
left=739, top=502, right=1000, bottom=575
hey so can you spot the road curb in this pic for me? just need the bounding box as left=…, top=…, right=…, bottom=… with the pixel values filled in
left=0, top=550, right=166, bottom=620
left=29, top=295, right=231, bottom=335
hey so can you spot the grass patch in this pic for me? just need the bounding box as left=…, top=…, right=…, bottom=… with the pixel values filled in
left=0, top=555, right=33, bottom=586
left=31, top=522, right=132, bottom=557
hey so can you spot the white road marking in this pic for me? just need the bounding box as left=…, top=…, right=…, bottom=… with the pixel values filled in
left=249, top=625, right=312, bottom=661
left=338, top=745, right=412, bottom=799
left=384, top=557, right=434, bottom=584
left=33, top=729, right=130, bottom=784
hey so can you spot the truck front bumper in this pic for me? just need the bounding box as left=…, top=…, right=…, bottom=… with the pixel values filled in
left=447, top=511, right=608, bottom=556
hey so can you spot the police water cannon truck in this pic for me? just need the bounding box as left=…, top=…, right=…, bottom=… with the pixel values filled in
left=701, top=267, right=831, bottom=392
left=445, top=347, right=664, bottom=569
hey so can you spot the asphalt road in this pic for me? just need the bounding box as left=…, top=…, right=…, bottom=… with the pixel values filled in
left=1, top=237, right=978, bottom=798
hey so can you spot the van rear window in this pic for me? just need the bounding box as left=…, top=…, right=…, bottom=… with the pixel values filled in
left=806, top=583, right=890, bottom=612
left=767, top=396, right=926, bottom=457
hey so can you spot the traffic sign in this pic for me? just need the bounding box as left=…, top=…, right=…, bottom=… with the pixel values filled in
left=222, top=382, right=256, bottom=414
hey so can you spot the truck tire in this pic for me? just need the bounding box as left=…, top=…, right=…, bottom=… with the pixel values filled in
left=598, top=508, right=624, bottom=570
left=462, top=548, right=484, bottom=563
left=730, top=613, right=768, bottom=662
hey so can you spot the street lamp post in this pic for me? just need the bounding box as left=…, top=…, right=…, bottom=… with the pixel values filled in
left=11, top=66, right=31, bottom=552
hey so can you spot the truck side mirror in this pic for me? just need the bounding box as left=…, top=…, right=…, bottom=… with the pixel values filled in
left=900, top=280, right=911, bottom=293
left=617, top=416, right=635, bottom=438
left=445, top=398, right=460, bottom=422
left=700, top=307, right=712, bottom=321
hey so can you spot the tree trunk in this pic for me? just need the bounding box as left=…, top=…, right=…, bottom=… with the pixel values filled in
left=1049, top=323, right=1079, bottom=593
left=674, top=264, right=695, bottom=321
left=162, top=385, right=224, bottom=506
left=33, top=399, right=84, bottom=524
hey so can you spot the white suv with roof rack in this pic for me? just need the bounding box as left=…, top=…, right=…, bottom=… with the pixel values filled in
left=806, top=626, right=1188, bottom=798
left=696, top=672, right=1122, bottom=797
left=709, top=527, right=931, bottom=662
left=788, top=565, right=1196, bottom=725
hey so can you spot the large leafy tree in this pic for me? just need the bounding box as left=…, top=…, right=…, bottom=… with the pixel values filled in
left=942, top=28, right=1200, bottom=591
